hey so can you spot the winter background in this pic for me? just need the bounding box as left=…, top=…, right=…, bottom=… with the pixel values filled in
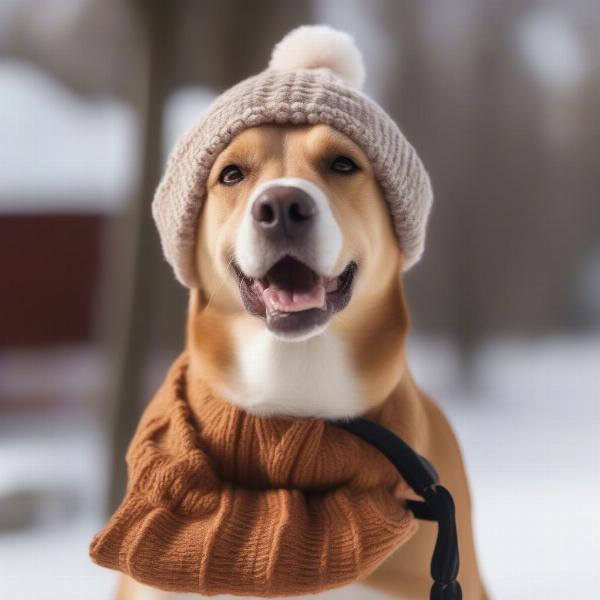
left=0, top=1, right=598, bottom=599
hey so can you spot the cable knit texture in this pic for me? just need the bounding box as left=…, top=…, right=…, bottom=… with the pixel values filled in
left=152, top=26, right=433, bottom=287
left=90, top=354, right=418, bottom=596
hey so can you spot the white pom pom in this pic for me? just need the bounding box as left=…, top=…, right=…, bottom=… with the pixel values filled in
left=269, top=25, right=366, bottom=89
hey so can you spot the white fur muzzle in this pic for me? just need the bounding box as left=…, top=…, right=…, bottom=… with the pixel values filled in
left=235, top=177, right=343, bottom=279
left=226, top=176, right=364, bottom=418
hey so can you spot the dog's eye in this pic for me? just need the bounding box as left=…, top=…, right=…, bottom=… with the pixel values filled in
left=330, top=156, right=359, bottom=175
left=219, top=164, right=244, bottom=185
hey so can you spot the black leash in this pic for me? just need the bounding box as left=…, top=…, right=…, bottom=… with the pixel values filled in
left=334, top=418, right=462, bottom=600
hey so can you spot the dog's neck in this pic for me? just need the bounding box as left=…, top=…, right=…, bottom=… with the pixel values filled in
left=186, top=281, right=417, bottom=422
left=224, top=327, right=365, bottom=418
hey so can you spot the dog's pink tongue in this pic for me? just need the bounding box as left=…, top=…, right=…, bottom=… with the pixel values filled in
left=263, top=283, right=325, bottom=313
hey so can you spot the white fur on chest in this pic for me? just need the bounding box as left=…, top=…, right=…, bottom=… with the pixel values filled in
left=228, top=328, right=365, bottom=419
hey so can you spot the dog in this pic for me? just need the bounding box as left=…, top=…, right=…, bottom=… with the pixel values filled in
left=114, top=122, right=488, bottom=599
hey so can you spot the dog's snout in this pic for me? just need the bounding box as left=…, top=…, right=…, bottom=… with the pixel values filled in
left=251, top=186, right=316, bottom=239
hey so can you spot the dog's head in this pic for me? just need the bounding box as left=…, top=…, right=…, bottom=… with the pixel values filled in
left=188, top=123, right=410, bottom=418
left=157, top=27, right=432, bottom=418
left=195, top=123, right=404, bottom=342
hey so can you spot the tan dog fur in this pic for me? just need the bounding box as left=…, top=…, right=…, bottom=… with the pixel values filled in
left=116, top=125, right=488, bottom=600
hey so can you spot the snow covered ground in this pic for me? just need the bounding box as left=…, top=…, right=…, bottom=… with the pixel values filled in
left=0, top=335, right=598, bottom=599
left=410, top=336, right=600, bottom=598
left=0, top=59, right=214, bottom=215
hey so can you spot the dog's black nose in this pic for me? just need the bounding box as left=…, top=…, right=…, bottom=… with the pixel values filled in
left=251, top=186, right=316, bottom=239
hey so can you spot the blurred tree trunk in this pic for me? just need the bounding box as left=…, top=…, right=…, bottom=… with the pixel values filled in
left=104, top=0, right=179, bottom=514
left=176, top=0, right=313, bottom=88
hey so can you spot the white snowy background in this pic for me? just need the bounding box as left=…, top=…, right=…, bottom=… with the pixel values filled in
left=0, top=1, right=599, bottom=599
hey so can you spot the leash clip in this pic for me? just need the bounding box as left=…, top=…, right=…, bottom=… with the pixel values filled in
left=334, top=419, right=462, bottom=600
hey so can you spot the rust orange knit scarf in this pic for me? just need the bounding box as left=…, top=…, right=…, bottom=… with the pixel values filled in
left=90, top=354, right=418, bottom=596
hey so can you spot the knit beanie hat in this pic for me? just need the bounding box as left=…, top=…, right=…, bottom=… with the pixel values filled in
left=153, top=25, right=433, bottom=288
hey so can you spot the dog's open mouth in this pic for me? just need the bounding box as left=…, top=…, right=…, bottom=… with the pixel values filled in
left=233, top=256, right=357, bottom=335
